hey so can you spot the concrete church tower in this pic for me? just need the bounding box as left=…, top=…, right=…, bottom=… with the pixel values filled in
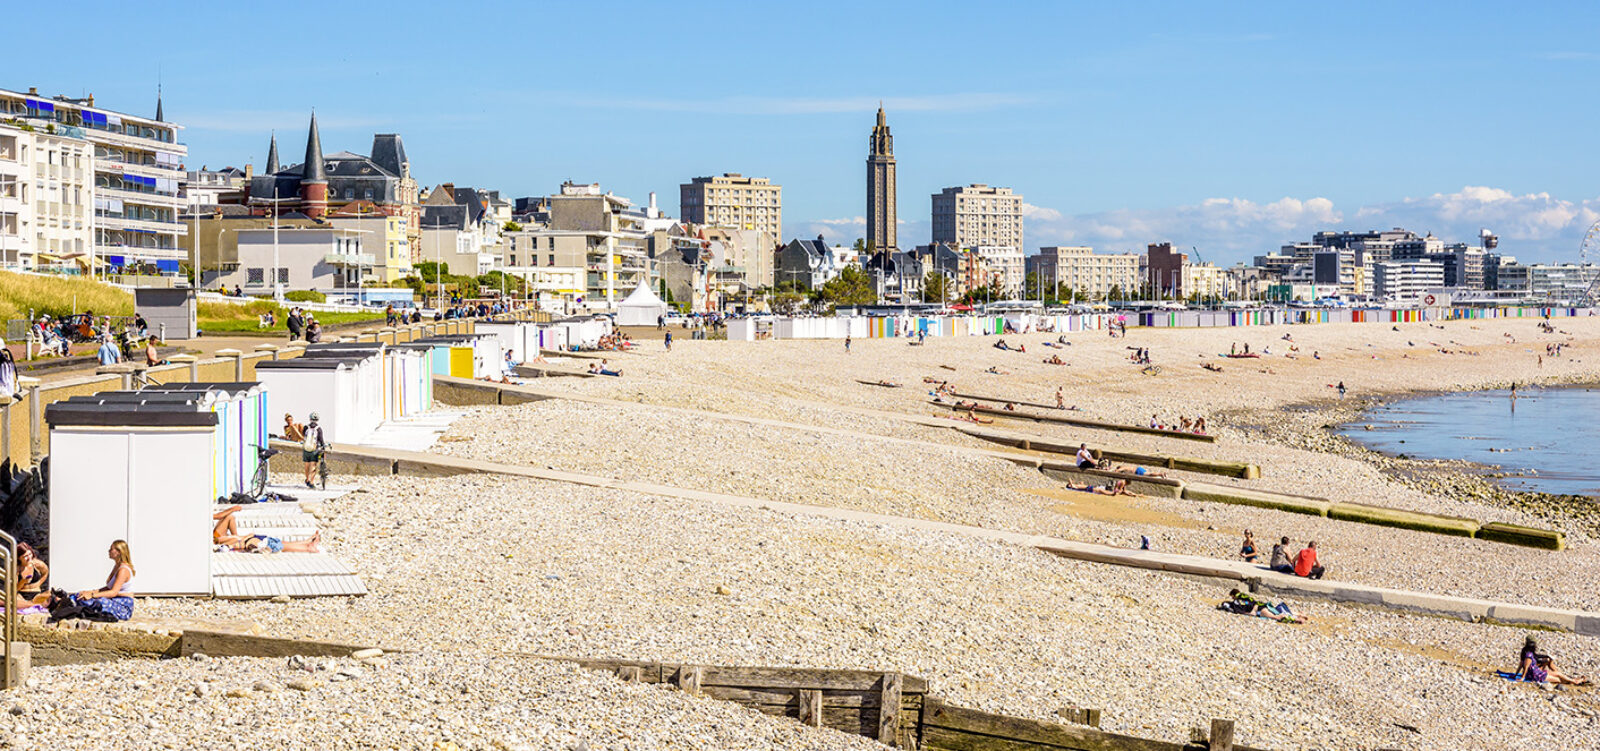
left=866, top=105, right=897, bottom=251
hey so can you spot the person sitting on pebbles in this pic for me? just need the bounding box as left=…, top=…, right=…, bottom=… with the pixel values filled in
left=1512, top=636, right=1592, bottom=685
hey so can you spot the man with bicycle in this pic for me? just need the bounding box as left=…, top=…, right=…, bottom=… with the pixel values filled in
left=301, top=413, right=327, bottom=489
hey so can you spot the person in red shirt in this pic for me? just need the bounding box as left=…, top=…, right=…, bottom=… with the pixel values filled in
left=1293, top=541, right=1326, bottom=579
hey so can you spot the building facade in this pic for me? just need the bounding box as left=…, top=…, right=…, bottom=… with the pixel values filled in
left=0, top=122, right=94, bottom=271
left=184, top=166, right=245, bottom=208
left=0, top=87, right=188, bottom=273
left=679, top=173, right=782, bottom=246
left=866, top=106, right=897, bottom=251
left=1032, top=246, right=1139, bottom=301
left=1372, top=259, right=1445, bottom=301
left=973, top=245, right=1025, bottom=295
left=327, top=203, right=412, bottom=282
left=212, top=227, right=371, bottom=297
left=1145, top=242, right=1187, bottom=298
left=931, top=184, right=1023, bottom=252
left=245, top=117, right=420, bottom=254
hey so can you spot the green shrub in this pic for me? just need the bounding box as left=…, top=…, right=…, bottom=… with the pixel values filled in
left=285, top=290, right=327, bottom=303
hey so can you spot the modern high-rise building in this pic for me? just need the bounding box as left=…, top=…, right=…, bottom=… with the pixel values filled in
left=931, top=184, right=1023, bottom=252
left=0, top=121, right=94, bottom=271
left=866, top=106, right=896, bottom=251
left=679, top=173, right=782, bottom=245
left=0, top=86, right=187, bottom=273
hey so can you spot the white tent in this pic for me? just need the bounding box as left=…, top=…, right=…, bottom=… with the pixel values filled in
left=615, top=282, right=670, bottom=326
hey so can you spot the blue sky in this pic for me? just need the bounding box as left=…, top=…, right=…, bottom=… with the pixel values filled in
left=12, top=1, right=1600, bottom=263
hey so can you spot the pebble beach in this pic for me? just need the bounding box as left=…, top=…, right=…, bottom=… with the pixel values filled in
left=29, top=315, right=1600, bottom=750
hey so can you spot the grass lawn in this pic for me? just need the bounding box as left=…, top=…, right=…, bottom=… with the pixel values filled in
left=198, top=300, right=385, bottom=335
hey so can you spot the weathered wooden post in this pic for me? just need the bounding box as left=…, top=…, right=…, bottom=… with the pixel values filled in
left=1209, top=718, right=1235, bottom=751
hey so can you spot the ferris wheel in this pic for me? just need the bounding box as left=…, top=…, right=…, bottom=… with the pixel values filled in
left=1581, top=220, right=1600, bottom=305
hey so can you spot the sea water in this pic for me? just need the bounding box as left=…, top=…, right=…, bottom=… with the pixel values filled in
left=1340, top=386, right=1600, bottom=498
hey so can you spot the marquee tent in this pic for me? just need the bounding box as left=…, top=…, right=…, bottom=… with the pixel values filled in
left=615, top=283, right=669, bottom=326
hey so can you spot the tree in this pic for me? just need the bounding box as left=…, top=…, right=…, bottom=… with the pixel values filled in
left=922, top=271, right=949, bottom=303
left=852, top=238, right=866, bottom=253
left=819, top=266, right=878, bottom=307
left=771, top=290, right=808, bottom=315
left=415, top=261, right=449, bottom=283
left=1106, top=284, right=1125, bottom=303
left=503, top=220, right=523, bottom=233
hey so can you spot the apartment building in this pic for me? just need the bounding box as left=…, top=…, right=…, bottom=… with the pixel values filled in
left=0, top=87, right=187, bottom=272
left=1031, top=246, right=1139, bottom=301
left=505, top=182, right=651, bottom=308
left=679, top=173, right=782, bottom=246
left=0, top=121, right=94, bottom=271
left=1372, top=259, right=1445, bottom=301
left=328, top=203, right=413, bottom=282
left=973, top=244, right=1025, bottom=295
left=931, top=184, right=1023, bottom=253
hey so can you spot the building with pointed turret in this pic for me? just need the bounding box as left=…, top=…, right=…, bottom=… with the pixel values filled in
left=244, top=114, right=420, bottom=257
left=866, top=105, right=897, bottom=252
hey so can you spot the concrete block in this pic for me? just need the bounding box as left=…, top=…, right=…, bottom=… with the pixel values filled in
left=1329, top=502, right=1479, bottom=537
left=1183, top=484, right=1331, bottom=517
left=1476, top=522, right=1566, bottom=551
left=6, top=641, right=30, bottom=686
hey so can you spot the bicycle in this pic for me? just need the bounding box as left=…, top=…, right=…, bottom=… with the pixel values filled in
left=248, top=446, right=279, bottom=499
left=316, top=450, right=329, bottom=491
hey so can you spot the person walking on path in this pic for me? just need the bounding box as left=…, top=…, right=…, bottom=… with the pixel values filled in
left=301, top=413, right=327, bottom=489
left=287, top=308, right=304, bottom=341
left=664, top=331, right=673, bottom=351
left=1337, top=381, right=1347, bottom=400
left=845, top=335, right=852, bottom=354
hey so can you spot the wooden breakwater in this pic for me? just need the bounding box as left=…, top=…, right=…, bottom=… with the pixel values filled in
left=561, top=657, right=1260, bottom=751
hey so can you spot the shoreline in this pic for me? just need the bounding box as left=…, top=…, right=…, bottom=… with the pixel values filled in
left=1233, top=378, right=1600, bottom=540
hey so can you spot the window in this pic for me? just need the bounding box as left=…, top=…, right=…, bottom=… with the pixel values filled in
left=247, top=267, right=264, bottom=285
left=364, top=189, right=373, bottom=201
left=278, top=268, right=289, bottom=283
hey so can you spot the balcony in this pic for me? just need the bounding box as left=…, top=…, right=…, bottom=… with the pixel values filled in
left=323, top=252, right=376, bottom=267
left=94, top=214, right=187, bottom=235
left=99, top=185, right=185, bottom=207
left=93, top=243, right=185, bottom=262
left=83, top=126, right=186, bottom=155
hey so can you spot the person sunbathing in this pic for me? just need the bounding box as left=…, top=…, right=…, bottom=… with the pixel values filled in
left=1111, top=464, right=1166, bottom=478
left=1202, top=363, right=1223, bottom=372
left=984, top=366, right=1010, bottom=375
left=1043, top=355, right=1066, bottom=365
left=1221, top=589, right=1305, bottom=624
left=214, top=506, right=322, bottom=553
left=1062, top=478, right=1140, bottom=496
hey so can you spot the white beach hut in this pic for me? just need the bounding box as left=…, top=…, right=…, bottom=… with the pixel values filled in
left=46, top=394, right=222, bottom=595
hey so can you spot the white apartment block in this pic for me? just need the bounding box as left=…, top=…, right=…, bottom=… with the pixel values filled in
left=679, top=173, right=782, bottom=246
left=1183, top=263, right=1228, bottom=299
left=1033, top=246, right=1140, bottom=300
left=975, top=245, right=1025, bottom=295
left=0, top=88, right=187, bottom=273
left=931, top=184, right=1023, bottom=251
left=0, top=122, right=94, bottom=271
left=1373, top=259, right=1445, bottom=301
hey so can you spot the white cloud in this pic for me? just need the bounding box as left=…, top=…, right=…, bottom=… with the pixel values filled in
left=989, top=187, right=1600, bottom=264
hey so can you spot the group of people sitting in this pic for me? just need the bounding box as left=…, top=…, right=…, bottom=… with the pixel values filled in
left=1149, top=414, right=1208, bottom=434
left=1239, top=531, right=1326, bottom=579
left=12, top=540, right=137, bottom=624
left=593, top=334, right=635, bottom=352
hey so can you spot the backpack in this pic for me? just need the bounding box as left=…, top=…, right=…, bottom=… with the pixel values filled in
left=302, top=425, right=320, bottom=452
